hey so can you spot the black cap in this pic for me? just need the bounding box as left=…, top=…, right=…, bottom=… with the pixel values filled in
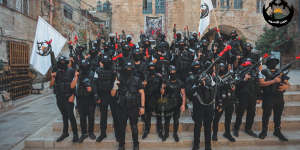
left=124, top=61, right=134, bottom=70
left=169, top=65, right=176, bottom=71
left=192, top=61, right=201, bottom=67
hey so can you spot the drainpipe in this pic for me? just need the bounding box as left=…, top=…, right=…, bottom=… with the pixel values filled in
left=49, top=0, right=53, bottom=25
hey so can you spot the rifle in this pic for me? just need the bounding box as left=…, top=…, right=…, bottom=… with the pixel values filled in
left=198, top=45, right=232, bottom=82
left=235, top=52, right=269, bottom=82
left=271, top=59, right=300, bottom=80
left=121, top=30, right=126, bottom=41
left=173, top=24, right=177, bottom=40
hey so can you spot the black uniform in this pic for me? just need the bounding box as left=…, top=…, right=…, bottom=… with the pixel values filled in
left=94, top=55, right=119, bottom=142
left=159, top=66, right=184, bottom=142
left=186, top=69, right=216, bottom=150
left=233, top=62, right=258, bottom=138
left=142, top=63, right=162, bottom=139
left=259, top=62, right=289, bottom=141
left=212, top=66, right=236, bottom=142
left=54, top=56, right=78, bottom=143
left=118, top=62, right=143, bottom=150
left=77, top=59, right=96, bottom=142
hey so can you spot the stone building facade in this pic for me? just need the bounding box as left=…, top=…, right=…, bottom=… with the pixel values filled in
left=110, top=0, right=268, bottom=43
left=0, top=0, right=102, bottom=64
left=0, top=0, right=42, bottom=62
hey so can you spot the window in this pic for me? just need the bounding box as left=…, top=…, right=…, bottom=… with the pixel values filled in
left=64, top=4, right=73, bottom=20
left=23, top=0, right=29, bottom=15
left=155, top=0, right=165, bottom=14
left=220, top=0, right=230, bottom=8
left=143, top=0, right=152, bottom=14
left=234, top=0, right=243, bottom=9
left=0, top=0, right=7, bottom=6
left=97, top=1, right=102, bottom=12
left=212, top=0, right=217, bottom=8
left=15, top=0, right=29, bottom=15
left=256, top=0, right=263, bottom=13
left=103, top=1, right=111, bottom=12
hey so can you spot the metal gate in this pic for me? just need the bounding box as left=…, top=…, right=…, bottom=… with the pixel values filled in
left=4, top=41, right=32, bottom=100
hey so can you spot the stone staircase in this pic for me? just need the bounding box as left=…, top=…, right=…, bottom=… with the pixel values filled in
left=23, top=85, right=300, bottom=150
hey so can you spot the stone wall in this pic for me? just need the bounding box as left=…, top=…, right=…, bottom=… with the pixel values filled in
left=0, top=0, right=41, bottom=63
left=111, top=0, right=267, bottom=43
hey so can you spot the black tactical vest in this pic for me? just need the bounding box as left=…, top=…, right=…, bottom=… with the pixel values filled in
left=54, top=68, right=75, bottom=97
left=96, top=68, right=115, bottom=91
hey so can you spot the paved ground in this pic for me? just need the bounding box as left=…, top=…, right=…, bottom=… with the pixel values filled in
left=0, top=92, right=58, bottom=150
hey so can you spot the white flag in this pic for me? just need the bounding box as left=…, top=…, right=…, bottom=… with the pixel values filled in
left=30, top=16, right=67, bottom=75
left=198, top=0, right=214, bottom=36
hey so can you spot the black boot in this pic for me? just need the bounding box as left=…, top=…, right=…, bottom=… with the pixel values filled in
left=212, top=133, right=218, bottom=141
left=96, top=133, right=107, bottom=142
left=158, top=130, right=163, bottom=139
left=192, top=143, right=199, bottom=150
left=274, top=128, right=288, bottom=141
left=162, top=133, right=169, bottom=142
left=258, top=130, right=267, bottom=139
left=142, top=130, right=149, bottom=139
left=223, top=132, right=236, bottom=142
left=78, top=134, right=88, bottom=143
left=205, top=144, right=212, bottom=150
left=89, top=132, right=96, bottom=140
left=173, top=133, right=179, bottom=142
left=56, top=133, right=69, bottom=142
left=72, top=134, right=79, bottom=143
left=133, top=144, right=139, bottom=150
left=118, top=145, right=125, bottom=150
left=245, top=129, right=258, bottom=138
left=233, top=128, right=239, bottom=137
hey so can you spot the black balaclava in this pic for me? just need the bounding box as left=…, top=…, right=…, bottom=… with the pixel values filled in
left=219, top=63, right=227, bottom=76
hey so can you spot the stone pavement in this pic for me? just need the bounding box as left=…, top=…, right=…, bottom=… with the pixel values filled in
left=0, top=91, right=58, bottom=150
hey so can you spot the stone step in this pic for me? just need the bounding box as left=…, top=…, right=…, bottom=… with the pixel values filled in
left=52, top=114, right=300, bottom=133
left=84, top=100, right=300, bottom=119
left=287, top=85, right=300, bottom=92
left=284, top=91, right=300, bottom=102
left=24, top=122, right=300, bottom=150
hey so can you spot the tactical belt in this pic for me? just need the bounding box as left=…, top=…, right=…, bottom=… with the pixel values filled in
left=193, top=92, right=215, bottom=106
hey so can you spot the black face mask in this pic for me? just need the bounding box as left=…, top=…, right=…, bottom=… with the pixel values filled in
left=90, top=50, right=97, bottom=58
left=219, top=68, right=227, bottom=76
left=124, top=69, right=133, bottom=78
left=267, top=63, right=277, bottom=70
left=57, top=61, right=68, bottom=70
left=149, top=69, right=156, bottom=75
left=170, top=73, right=176, bottom=81
left=134, top=54, right=143, bottom=61
left=231, top=35, right=237, bottom=40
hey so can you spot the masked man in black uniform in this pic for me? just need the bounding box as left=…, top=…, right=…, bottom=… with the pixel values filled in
left=258, top=57, right=289, bottom=141
left=50, top=56, right=79, bottom=143
left=186, top=60, right=216, bottom=150
left=94, top=55, right=119, bottom=142
left=160, top=65, right=186, bottom=142
left=233, top=59, right=259, bottom=138
left=71, top=59, right=96, bottom=143
left=111, top=61, right=145, bottom=150
left=212, top=63, right=236, bottom=142
left=142, top=62, right=163, bottom=139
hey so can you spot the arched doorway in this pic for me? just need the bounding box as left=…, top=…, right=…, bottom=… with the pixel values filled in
left=201, top=25, right=245, bottom=43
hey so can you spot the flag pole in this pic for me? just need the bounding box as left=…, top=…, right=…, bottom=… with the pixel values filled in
left=198, top=0, right=202, bottom=39
left=213, top=9, right=221, bottom=38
